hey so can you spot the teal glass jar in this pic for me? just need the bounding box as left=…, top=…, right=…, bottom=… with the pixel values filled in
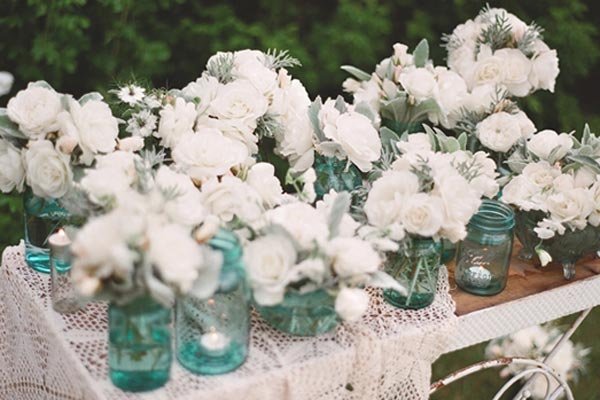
left=108, top=295, right=172, bottom=392
left=257, top=289, right=338, bottom=336
left=176, top=230, right=250, bottom=375
left=383, top=238, right=442, bottom=309
left=23, top=190, right=70, bottom=273
left=455, top=200, right=515, bottom=296
left=313, top=154, right=362, bottom=199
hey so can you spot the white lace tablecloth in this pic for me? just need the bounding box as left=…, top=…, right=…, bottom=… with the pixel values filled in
left=0, top=244, right=457, bottom=400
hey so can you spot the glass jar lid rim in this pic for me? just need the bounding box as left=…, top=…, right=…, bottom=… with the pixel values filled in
left=469, top=200, right=515, bottom=231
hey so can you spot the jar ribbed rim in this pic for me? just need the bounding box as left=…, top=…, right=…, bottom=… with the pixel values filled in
left=469, top=199, right=515, bottom=232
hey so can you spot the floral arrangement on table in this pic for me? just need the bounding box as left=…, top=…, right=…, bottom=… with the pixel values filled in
left=501, top=124, right=600, bottom=277
left=244, top=191, right=403, bottom=334
left=485, top=324, right=589, bottom=399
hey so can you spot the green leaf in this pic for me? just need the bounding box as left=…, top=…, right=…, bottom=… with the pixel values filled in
left=582, top=123, right=592, bottom=145
left=334, top=96, right=347, bottom=113
left=354, top=102, right=375, bottom=123
left=28, top=80, right=55, bottom=91
left=328, top=191, right=351, bottom=238
left=308, top=98, right=326, bottom=142
left=340, top=65, right=371, bottom=81
left=0, top=109, right=26, bottom=140
left=79, top=92, right=103, bottom=104
left=457, top=132, right=468, bottom=150
left=566, top=155, right=600, bottom=174
left=412, top=39, right=429, bottom=68
left=380, top=126, right=401, bottom=151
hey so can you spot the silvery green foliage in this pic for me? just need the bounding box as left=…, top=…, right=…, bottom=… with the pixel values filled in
left=327, top=191, right=351, bottom=238
left=255, top=114, right=284, bottom=140
left=263, top=49, right=301, bottom=70
left=206, top=51, right=235, bottom=83
left=565, top=124, right=600, bottom=174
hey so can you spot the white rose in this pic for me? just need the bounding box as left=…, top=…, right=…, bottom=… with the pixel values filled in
left=527, top=130, right=573, bottom=161
left=181, top=74, right=220, bottom=115
left=467, top=46, right=505, bottom=89
left=0, top=139, right=25, bottom=193
left=399, top=67, right=438, bottom=102
left=501, top=175, right=542, bottom=211
left=154, top=166, right=206, bottom=227
left=246, top=162, right=282, bottom=208
left=448, top=42, right=477, bottom=79
left=244, top=234, right=297, bottom=306
left=0, top=72, right=14, bottom=96
left=201, top=176, right=263, bottom=224
left=514, top=111, right=536, bottom=139
left=24, top=140, right=73, bottom=198
left=431, top=68, right=469, bottom=128
left=352, top=78, right=382, bottom=120
left=522, top=161, right=561, bottom=189
left=332, top=112, right=381, bottom=172
left=546, top=188, right=594, bottom=229
left=573, top=166, right=597, bottom=189
left=155, top=97, right=197, bottom=148
left=495, top=48, right=532, bottom=97
left=435, top=174, right=482, bottom=242
left=529, top=49, right=559, bottom=93
left=57, top=97, right=119, bottom=165
left=233, top=49, right=278, bottom=96
left=56, top=135, right=78, bottom=155
left=462, top=83, right=496, bottom=114
left=335, top=287, right=370, bottom=322
left=267, top=202, right=329, bottom=249
left=148, top=224, right=204, bottom=294
left=118, top=136, right=144, bottom=152
left=80, top=166, right=133, bottom=206
left=316, top=190, right=359, bottom=237
left=396, top=133, right=433, bottom=154
left=328, top=237, right=381, bottom=278
left=172, top=128, right=248, bottom=182
left=401, top=193, right=444, bottom=237
left=365, top=171, right=419, bottom=228
left=7, top=83, right=63, bottom=138
left=476, top=112, right=522, bottom=153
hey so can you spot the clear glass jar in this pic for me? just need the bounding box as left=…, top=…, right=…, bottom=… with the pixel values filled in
left=257, top=289, right=338, bottom=336
left=313, top=154, right=362, bottom=199
left=383, top=238, right=442, bottom=309
left=176, top=229, right=250, bottom=375
left=455, top=200, right=515, bottom=295
left=108, top=295, right=172, bottom=392
left=23, top=190, right=70, bottom=273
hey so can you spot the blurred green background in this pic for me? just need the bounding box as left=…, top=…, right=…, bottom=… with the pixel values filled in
left=0, top=1, right=599, bottom=398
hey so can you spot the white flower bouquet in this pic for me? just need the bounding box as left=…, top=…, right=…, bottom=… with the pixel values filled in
left=444, top=6, right=559, bottom=98
left=486, top=325, right=589, bottom=399
left=244, top=191, right=403, bottom=334
left=501, top=125, right=600, bottom=277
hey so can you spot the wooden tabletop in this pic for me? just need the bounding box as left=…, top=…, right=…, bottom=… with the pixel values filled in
left=448, top=243, right=600, bottom=316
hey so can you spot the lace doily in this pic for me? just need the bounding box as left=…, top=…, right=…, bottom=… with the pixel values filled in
left=0, top=244, right=457, bottom=400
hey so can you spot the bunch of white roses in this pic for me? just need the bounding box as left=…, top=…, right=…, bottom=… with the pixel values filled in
left=364, top=132, right=499, bottom=244
left=0, top=81, right=119, bottom=199
left=244, top=191, right=403, bottom=322
left=444, top=6, right=559, bottom=98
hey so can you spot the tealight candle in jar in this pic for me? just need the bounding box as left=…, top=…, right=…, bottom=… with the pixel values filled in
left=200, top=329, right=231, bottom=356
left=49, top=229, right=83, bottom=314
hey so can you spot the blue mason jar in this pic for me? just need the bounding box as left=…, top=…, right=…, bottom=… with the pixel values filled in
left=176, top=229, right=250, bottom=375
left=108, top=295, right=172, bottom=392
left=455, top=200, right=515, bottom=296
left=23, top=190, right=70, bottom=273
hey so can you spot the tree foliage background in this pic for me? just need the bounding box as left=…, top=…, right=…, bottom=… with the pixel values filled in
left=2, top=0, right=599, bottom=250
left=0, top=1, right=599, bottom=397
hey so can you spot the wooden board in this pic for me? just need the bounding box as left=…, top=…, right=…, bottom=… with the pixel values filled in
left=449, top=242, right=600, bottom=316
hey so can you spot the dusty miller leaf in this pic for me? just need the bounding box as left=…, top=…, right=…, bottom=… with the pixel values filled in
left=328, top=191, right=351, bottom=238
left=340, top=65, right=371, bottom=81
left=412, top=39, right=429, bottom=68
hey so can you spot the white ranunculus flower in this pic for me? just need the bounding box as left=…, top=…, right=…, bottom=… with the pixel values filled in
left=527, top=130, right=573, bottom=161
left=573, top=166, right=597, bottom=189
left=522, top=161, right=561, bottom=189
left=118, top=136, right=144, bottom=152
left=56, top=135, right=78, bottom=155
left=155, top=97, right=197, bottom=148
left=400, top=193, right=444, bottom=237
left=0, top=139, right=25, bottom=193
left=267, top=202, right=329, bottom=249
left=292, top=258, right=327, bottom=284
left=57, top=97, right=119, bottom=165
left=327, top=237, right=381, bottom=278
left=24, top=140, right=73, bottom=199
left=7, top=84, right=63, bottom=138
left=495, top=48, right=532, bottom=97
left=513, top=111, right=536, bottom=139
left=332, top=112, right=381, bottom=172
left=462, top=83, right=496, bottom=114
left=529, top=49, right=559, bottom=93
left=431, top=67, right=469, bottom=128
left=467, top=46, right=505, bottom=89
left=546, top=189, right=595, bottom=229
left=448, top=42, right=477, bottom=79
left=246, top=162, right=282, bottom=208
left=501, top=175, right=542, bottom=212
left=201, top=176, right=263, bottom=224
left=335, top=287, right=370, bottom=322
left=476, top=112, right=522, bottom=153
left=398, top=67, right=438, bottom=102
left=148, top=223, right=204, bottom=294
left=244, top=234, right=297, bottom=306
left=154, top=166, right=206, bottom=227
left=396, top=133, right=432, bottom=154
left=365, top=171, right=419, bottom=229
left=181, top=74, right=220, bottom=115
left=435, top=174, right=482, bottom=242
left=80, top=166, right=133, bottom=206
left=0, top=72, right=14, bottom=96
left=172, top=128, right=248, bottom=182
